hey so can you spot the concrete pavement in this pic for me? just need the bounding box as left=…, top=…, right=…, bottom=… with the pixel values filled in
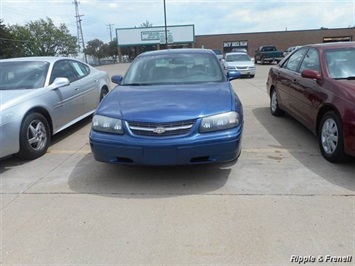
left=1, top=63, right=354, bottom=265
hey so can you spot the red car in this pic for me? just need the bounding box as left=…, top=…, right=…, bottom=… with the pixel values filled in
left=266, top=42, right=355, bottom=163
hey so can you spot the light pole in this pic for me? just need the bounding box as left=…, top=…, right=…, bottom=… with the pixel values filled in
left=163, top=0, right=168, bottom=46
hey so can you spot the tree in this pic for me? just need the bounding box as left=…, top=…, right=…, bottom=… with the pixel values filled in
left=57, top=24, right=79, bottom=56
left=108, top=38, right=118, bottom=58
left=8, top=24, right=34, bottom=57
left=84, top=39, right=108, bottom=64
left=140, top=20, right=153, bottom=27
left=0, top=19, right=15, bottom=58
left=8, top=17, right=78, bottom=57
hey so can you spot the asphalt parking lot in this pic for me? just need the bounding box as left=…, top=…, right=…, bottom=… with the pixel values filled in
left=1, top=62, right=354, bottom=265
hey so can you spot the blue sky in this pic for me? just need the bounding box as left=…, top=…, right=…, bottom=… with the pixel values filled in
left=1, top=0, right=354, bottom=43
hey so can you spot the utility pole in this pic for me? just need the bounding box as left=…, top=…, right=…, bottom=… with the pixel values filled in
left=107, top=24, right=114, bottom=42
left=73, top=0, right=87, bottom=62
left=163, top=0, right=168, bottom=47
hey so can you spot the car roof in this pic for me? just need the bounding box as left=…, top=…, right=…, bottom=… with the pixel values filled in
left=305, top=41, right=355, bottom=50
left=0, top=56, right=82, bottom=63
left=138, top=48, right=215, bottom=57
left=225, top=52, right=249, bottom=55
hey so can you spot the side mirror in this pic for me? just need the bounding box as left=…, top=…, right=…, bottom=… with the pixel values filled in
left=111, top=75, right=124, bottom=85
left=301, top=69, right=322, bottom=81
left=226, top=70, right=241, bottom=81
left=50, top=77, right=70, bottom=89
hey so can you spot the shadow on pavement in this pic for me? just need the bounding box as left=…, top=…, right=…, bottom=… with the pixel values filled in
left=67, top=153, right=232, bottom=199
left=253, top=107, right=355, bottom=192
left=0, top=116, right=93, bottom=175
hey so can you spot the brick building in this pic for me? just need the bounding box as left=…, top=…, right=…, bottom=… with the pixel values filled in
left=116, top=27, right=354, bottom=61
left=194, top=27, right=354, bottom=55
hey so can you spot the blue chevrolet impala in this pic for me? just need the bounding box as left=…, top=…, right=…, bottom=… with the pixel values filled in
left=90, top=48, right=243, bottom=165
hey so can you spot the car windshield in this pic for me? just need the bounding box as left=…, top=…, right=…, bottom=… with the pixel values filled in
left=0, top=61, right=49, bottom=90
left=263, top=46, right=276, bottom=51
left=326, top=48, right=355, bottom=80
left=122, top=53, right=225, bottom=85
left=226, top=54, right=251, bottom=62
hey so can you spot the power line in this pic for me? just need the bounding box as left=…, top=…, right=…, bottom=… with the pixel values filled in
left=0, top=37, right=35, bottom=43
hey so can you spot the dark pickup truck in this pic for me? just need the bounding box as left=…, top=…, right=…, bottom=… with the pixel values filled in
left=254, top=45, right=284, bottom=64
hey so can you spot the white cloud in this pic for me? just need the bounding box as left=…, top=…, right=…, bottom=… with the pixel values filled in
left=0, top=0, right=354, bottom=43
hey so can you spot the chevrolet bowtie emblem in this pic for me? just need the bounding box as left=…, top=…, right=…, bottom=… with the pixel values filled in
left=153, top=126, right=166, bottom=134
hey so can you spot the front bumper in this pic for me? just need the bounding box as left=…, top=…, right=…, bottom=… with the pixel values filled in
left=0, top=118, right=21, bottom=159
left=90, top=126, right=243, bottom=165
left=226, top=67, right=255, bottom=76
left=237, top=69, right=256, bottom=76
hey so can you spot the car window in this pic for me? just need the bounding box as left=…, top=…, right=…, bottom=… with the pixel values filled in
left=226, top=54, right=251, bottom=62
left=123, top=53, right=225, bottom=85
left=326, top=48, right=355, bottom=79
left=50, top=60, right=77, bottom=84
left=299, top=48, right=320, bottom=73
left=262, top=46, right=276, bottom=52
left=69, top=60, right=90, bottom=79
left=0, top=61, right=49, bottom=90
left=282, top=48, right=307, bottom=72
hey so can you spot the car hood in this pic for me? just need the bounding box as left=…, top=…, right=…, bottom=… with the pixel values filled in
left=226, top=61, right=254, bottom=67
left=99, top=83, right=234, bottom=122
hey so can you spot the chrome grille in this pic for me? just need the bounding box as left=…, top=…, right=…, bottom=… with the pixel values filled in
left=128, top=119, right=196, bottom=137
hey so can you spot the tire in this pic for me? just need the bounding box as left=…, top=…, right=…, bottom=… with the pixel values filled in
left=318, top=111, right=346, bottom=163
left=16, top=112, right=50, bottom=160
left=100, top=88, right=109, bottom=101
left=270, top=88, right=285, bottom=117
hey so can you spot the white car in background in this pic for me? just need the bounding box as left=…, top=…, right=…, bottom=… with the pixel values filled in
left=283, top=45, right=302, bottom=57
left=0, top=56, right=110, bottom=160
left=212, top=49, right=223, bottom=60
left=222, top=52, right=256, bottom=78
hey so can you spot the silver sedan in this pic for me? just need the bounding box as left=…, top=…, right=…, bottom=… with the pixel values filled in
left=221, top=52, right=256, bottom=78
left=0, top=56, right=110, bottom=160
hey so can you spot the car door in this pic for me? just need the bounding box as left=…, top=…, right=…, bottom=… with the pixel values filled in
left=274, top=48, right=308, bottom=111
left=49, top=60, right=84, bottom=132
left=68, top=60, right=100, bottom=114
left=288, top=48, right=323, bottom=129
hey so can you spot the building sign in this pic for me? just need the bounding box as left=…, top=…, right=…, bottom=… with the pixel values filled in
left=141, top=31, right=162, bottom=41
left=141, top=31, right=173, bottom=43
left=323, top=36, right=352, bottom=42
left=116, top=25, right=194, bottom=46
left=223, top=41, right=248, bottom=48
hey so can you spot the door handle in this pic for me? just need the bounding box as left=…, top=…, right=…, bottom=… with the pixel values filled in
left=75, top=87, right=80, bottom=91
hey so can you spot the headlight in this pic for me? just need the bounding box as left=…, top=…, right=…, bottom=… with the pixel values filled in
left=199, top=112, right=240, bottom=133
left=92, top=115, right=123, bottom=134
left=227, top=66, right=236, bottom=70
